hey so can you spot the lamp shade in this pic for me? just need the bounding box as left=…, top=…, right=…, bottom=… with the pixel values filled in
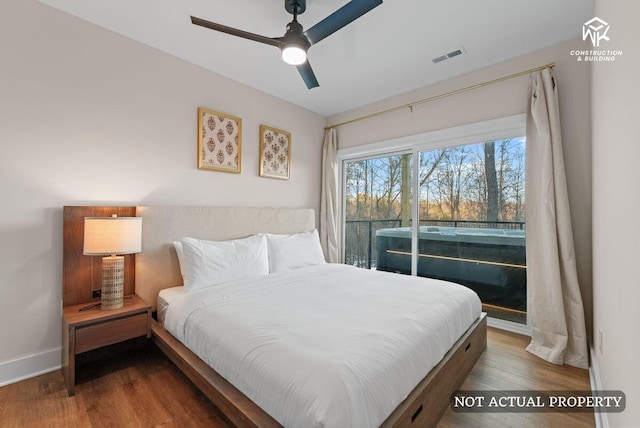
left=83, top=217, right=142, bottom=256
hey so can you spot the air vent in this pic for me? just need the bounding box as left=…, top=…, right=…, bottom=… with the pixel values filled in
left=432, top=47, right=466, bottom=64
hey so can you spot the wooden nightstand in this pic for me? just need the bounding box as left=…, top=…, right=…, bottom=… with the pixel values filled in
left=62, top=294, right=151, bottom=396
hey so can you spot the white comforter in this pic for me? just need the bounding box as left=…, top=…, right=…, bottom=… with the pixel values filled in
left=164, top=263, right=481, bottom=428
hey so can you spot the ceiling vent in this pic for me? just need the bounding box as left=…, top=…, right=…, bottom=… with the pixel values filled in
left=432, top=47, right=466, bottom=64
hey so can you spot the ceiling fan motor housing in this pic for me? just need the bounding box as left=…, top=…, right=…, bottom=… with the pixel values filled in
left=285, top=0, right=306, bottom=15
left=284, top=20, right=310, bottom=48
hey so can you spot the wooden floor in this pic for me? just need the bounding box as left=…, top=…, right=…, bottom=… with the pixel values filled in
left=439, top=328, right=594, bottom=428
left=0, top=328, right=594, bottom=428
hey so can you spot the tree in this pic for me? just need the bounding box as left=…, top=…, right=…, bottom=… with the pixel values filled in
left=484, top=142, right=499, bottom=222
left=400, top=154, right=411, bottom=226
left=430, top=146, right=472, bottom=220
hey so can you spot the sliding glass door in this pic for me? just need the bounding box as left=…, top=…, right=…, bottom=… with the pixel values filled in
left=340, top=117, right=527, bottom=326
left=415, top=139, right=527, bottom=324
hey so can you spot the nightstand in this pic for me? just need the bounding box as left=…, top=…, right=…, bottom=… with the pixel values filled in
left=62, top=294, right=151, bottom=396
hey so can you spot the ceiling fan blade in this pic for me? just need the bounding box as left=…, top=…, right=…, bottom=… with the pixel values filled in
left=296, top=61, right=319, bottom=89
left=191, top=16, right=282, bottom=48
left=304, top=0, right=383, bottom=45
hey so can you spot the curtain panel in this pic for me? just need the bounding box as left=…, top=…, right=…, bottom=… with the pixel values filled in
left=525, top=68, right=588, bottom=369
left=320, top=128, right=340, bottom=263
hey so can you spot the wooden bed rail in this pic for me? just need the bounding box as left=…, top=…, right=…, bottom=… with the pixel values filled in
left=152, top=313, right=487, bottom=428
left=381, top=313, right=487, bottom=427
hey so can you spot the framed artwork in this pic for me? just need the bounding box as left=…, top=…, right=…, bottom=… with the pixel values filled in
left=198, top=107, right=242, bottom=173
left=259, top=125, right=291, bottom=180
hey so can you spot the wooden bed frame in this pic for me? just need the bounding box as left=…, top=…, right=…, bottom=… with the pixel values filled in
left=152, top=313, right=486, bottom=428
left=63, top=206, right=487, bottom=427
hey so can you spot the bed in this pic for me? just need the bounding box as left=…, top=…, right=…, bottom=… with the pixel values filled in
left=135, top=206, right=487, bottom=428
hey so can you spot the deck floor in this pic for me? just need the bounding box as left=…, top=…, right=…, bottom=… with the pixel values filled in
left=482, top=303, right=527, bottom=324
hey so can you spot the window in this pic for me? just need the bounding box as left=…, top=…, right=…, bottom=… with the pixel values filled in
left=344, top=153, right=413, bottom=271
left=340, top=115, right=527, bottom=327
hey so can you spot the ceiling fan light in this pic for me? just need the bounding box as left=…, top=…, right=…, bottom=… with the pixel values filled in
left=282, top=45, right=307, bottom=65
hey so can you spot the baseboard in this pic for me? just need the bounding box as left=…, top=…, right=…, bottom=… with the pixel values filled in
left=0, top=348, right=61, bottom=387
left=589, top=345, right=609, bottom=428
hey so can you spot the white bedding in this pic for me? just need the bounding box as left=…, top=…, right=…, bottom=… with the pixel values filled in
left=162, top=263, right=481, bottom=428
left=157, top=285, right=184, bottom=326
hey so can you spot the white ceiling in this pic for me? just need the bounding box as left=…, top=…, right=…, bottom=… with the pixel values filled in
left=38, top=0, right=594, bottom=116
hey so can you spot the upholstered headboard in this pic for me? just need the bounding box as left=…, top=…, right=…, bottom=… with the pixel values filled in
left=135, top=206, right=316, bottom=310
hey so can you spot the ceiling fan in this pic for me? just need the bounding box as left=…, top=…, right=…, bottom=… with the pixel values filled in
left=191, top=0, right=383, bottom=89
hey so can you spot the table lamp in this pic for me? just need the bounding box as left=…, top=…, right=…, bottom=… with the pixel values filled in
left=83, top=215, right=142, bottom=310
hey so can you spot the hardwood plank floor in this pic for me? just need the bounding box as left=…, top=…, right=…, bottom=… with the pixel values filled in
left=0, top=342, right=230, bottom=428
left=0, top=328, right=594, bottom=427
left=438, top=328, right=595, bottom=428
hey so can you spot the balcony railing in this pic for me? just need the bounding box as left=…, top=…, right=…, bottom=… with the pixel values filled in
left=344, top=219, right=525, bottom=269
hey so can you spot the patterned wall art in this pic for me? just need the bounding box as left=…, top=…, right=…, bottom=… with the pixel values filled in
left=259, top=125, right=291, bottom=180
left=197, top=107, right=242, bottom=173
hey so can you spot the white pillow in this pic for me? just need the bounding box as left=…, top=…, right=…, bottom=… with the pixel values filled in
left=266, top=229, right=326, bottom=273
left=173, top=241, right=186, bottom=282
left=180, top=234, right=269, bottom=291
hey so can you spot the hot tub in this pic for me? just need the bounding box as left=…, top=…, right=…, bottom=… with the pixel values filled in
left=376, top=226, right=526, bottom=311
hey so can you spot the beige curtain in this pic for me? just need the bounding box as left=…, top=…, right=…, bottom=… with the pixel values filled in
left=320, top=128, right=340, bottom=263
left=525, top=68, right=588, bottom=369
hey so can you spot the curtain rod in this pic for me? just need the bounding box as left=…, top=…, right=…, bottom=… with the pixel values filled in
left=325, top=62, right=555, bottom=130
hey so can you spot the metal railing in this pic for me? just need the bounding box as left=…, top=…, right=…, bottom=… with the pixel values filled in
left=344, top=219, right=525, bottom=269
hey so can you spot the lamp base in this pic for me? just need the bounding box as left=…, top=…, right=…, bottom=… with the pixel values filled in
left=101, top=256, right=124, bottom=310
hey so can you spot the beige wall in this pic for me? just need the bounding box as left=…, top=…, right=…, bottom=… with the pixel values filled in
left=592, top=1, right=640, bottom=425
left=329, top=39, right=593, bottom=338
left=0, top=0, right=325, bottom=376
